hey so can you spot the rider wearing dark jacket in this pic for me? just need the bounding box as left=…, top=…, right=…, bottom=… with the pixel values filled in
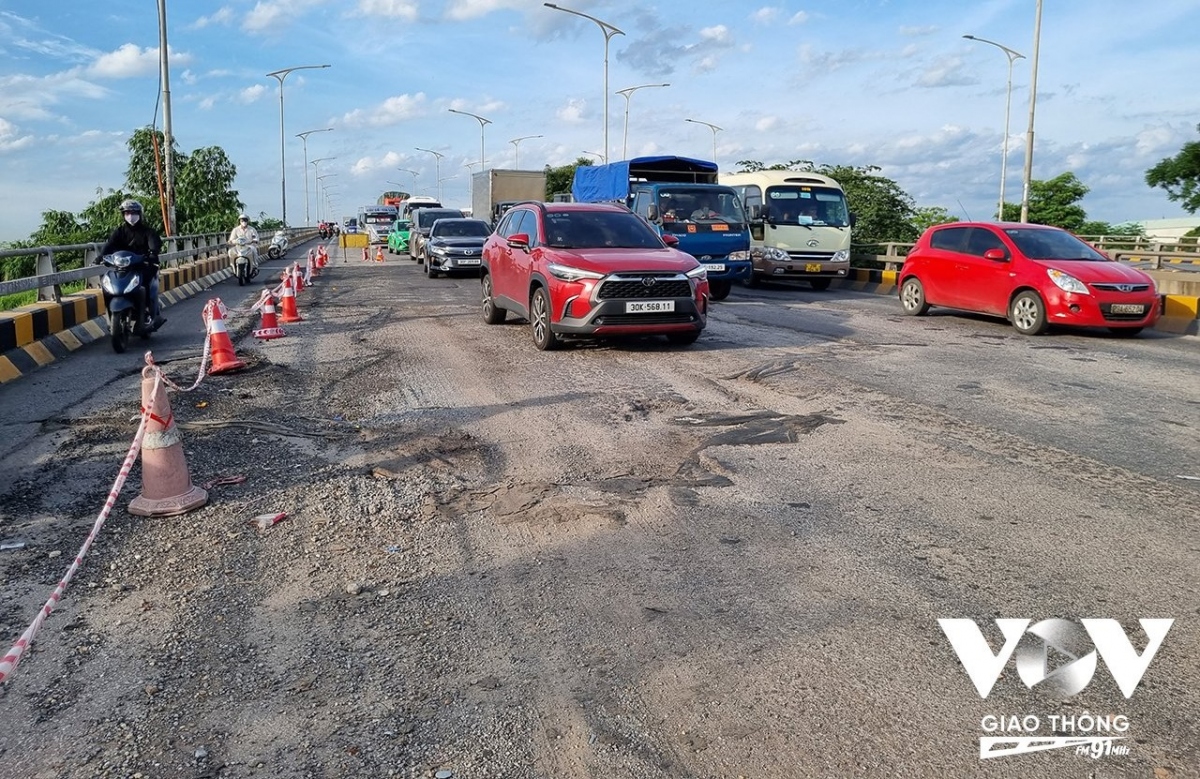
left=98, top=199, right=165, bottom=330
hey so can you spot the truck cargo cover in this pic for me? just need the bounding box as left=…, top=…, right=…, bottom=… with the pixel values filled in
left=572, top=156, right=719, bottom=202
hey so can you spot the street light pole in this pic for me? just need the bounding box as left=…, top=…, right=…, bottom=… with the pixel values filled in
left=448, top=109, right=492, bottom=170
left=684, top=118, right=723, bottom=166
left=508, top=135, right=544, bottom=169
left=964, top=35, right=1024, bottom=221
left=1020, top=0, right=1043, bottom=224
left=266, top=64, right=330, bottom=226
left=316, top=173, right=337, bottom=223
left=397, top=168, right=419, bottom=195
left=544, top=3, right=625, bottom=164
left=296, top=127, right=333, bottom=226
left=616, top=83, right=669, bottom=160
left=416, top=148, right=446, bottom=201
left=156, top=0, right=176, bottom=236
left=310, top=156, right=335, bottom=222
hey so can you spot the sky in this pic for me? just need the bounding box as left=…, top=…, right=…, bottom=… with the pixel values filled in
left=1, top=0, right=1199, bottom=243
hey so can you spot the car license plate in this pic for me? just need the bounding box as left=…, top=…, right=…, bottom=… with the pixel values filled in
left=626, top=300, right=675, bottom=314
left=805, top=263, right=822, bottom=272
left=1111, top=303, right=1144, bottom=314
left=703, top=263, right=725, bottom=272
left=458, top=258, right=480, bottom=265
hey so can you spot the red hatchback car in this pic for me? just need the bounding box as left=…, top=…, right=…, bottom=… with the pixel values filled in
left=480, top=201, right=709, bottom=350
left=899, top=222, right=1160, bottom=336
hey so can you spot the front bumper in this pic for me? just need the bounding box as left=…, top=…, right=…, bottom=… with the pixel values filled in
left=1045, top=289, right=1161, bottom=328
left=553, top=296, right=706, bottom=337
left=697, top=259, right=752, bottom=282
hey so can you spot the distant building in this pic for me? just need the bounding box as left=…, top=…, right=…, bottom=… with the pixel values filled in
left=1135, top=217, right=1200, bottom=241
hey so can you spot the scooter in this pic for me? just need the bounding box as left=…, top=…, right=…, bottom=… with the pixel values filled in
left=98, top=250, right=163, bottom=353
left=267, top=230, right=289, bottom=260
left=230, top=236, right=259, bottom=286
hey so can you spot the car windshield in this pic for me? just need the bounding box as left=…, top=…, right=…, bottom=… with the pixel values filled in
left=393, top=221, right=411, bottom=231
left=434, top=221, right=490, bottom=238
left=543, top=211, right=665, bottom=250
left=1004, top=228, right=1109, bottom=261
left=765, top=186, right=851, bottom=227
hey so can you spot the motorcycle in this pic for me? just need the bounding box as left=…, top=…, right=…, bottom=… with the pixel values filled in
left=230, top=236, right=259, bottom=286
left=98, top=250, right=163, bottom=353
left=267, top=230, right=289, bottom=260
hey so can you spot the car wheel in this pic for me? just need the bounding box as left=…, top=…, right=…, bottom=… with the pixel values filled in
left=744, top=273, right=761, bottom=288
left=667, top=330, right=701, bottom=346
left=1010, top=290, right=1048, bottom=335
left=530, top=287, right=559, bottom=351
left=482, top=275, right=506, bottom=324
left=709, top=280, right=732, bottom=301
left=809, top=278, right=831, bottom=291
left=900, top=277, right=930, bottom=316
left=1108, top=327, right=1144, bottom=337
left=426, top=258, right=438, bottom=278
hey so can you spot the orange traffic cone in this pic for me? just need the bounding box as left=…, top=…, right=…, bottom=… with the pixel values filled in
left=291, top=262, right=305, bottom=294
left=375, top=246, right=384, bottom=263
left=317, top=246, right=328, bottom=268
left=278, top=276, right=304, bottom=323
left=362, top=247, right=369, bottom=262
left=128, top=366, right=209, bottom=517
left=206, top=299, right=247, bottom=375
left=253, top=290, right=285, bottom=340
left=308, top=248, right=321, bottom=278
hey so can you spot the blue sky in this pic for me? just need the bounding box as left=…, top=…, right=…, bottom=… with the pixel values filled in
left=1, top=0, right=1198, bottom=242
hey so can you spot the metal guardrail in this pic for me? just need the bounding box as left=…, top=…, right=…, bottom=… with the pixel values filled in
left=0, top=228, right=318, bottom=303
left=851, top=240, right=1200, bottom=273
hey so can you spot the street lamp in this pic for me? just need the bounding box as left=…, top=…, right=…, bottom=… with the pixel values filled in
left=265, top=63, right=331, bottom=226
left=684, top=118, right=723, bottom=166
left=416, top=147, right=446, bottom=201
left=509, top=135, right=543, bottom=169
left=616, top=83, right=669, bottom=159
left=296, top=127, right=333, bottom=225
left=964, top=35, right=1024, bottom=221
left=397, top=167, right=419, bottom=195
left=581, top=151, right=605, bottom=163
left=1020, top=0, right=1044, bottom=224
left=448, top=108, right=492, bottom=170
left=544, top=3, right=625, bottom=164
left=316, top=173, right=338, bottom=222
left=310, top=156, right=335, bottom=221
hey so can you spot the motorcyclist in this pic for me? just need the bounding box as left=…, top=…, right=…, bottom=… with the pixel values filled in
left=228, top=213, right=260, bottom=271
left=98, top=199, right=165, bottom=333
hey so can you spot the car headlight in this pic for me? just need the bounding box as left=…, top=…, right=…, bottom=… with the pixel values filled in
left=431, top=245, right=448, bottom=257
left=831, top=249, right=850, bottom=263
left=765, top=247, right=789, bottom=261
left=685, top=265, right=708, bottom=280
left=727, top=250, right=750, bottom=261
left=1047, top=268, right=1089, bottom=295
left=547, top=263, right=605, bottom=282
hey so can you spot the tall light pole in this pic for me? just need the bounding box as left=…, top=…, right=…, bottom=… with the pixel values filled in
left=964, top=35, right=1024, bottom=221
left=582, top=151, right=604, bottom=163
left=684, top=118, right=723, bottom=166
left=296, top=127, right=333, bottom=226
left=544, top=3, right=625, bottom=164
left=397, top=167, right=419, bottom=195
left=310, top=156, right=335, bottom=222
left=448, top=108, right=492, bottom=170
left=1020, top=0, right=1043, bottom=224
left=416, top=147, right=446, bottom=201
left=509, top=135, right=543, bottom=169
left=616, top=83, right=669, bottom=159
left=266, top=63, right=330, bottom=226
left=156, top=0, right=175, bottom=236
left=316, top=173, right=337, bottom=222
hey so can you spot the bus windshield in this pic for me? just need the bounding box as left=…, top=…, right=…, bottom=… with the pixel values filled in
left=765, top=186, right=850, bottom=227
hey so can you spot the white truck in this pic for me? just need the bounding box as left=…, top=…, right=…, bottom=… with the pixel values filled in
left=471, top=169, right=546, bottom=228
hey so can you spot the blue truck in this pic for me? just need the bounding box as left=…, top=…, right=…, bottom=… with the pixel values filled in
left=571, top=155, right=751, bottom=300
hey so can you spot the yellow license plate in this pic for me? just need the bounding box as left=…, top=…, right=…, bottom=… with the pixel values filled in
left=805, top=263, right=822, bottom=272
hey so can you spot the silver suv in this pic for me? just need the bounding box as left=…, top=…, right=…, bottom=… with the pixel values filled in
left=409, top=207, right=464, bottom=262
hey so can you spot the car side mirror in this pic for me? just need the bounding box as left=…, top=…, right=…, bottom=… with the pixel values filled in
left=507, top=232, right=531, bottom=250
left=661, top=234, right=680, bottom=247
left=749, top=205, right=763, bottom=221
left=849, top=212, right=858, bottom=228
left=983, top=248, right=1009, bottom=261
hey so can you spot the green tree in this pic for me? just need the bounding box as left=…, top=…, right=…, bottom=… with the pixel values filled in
left=1145, top=124, right=1200, bottom=213
left=175, top=146, right=241, bottom=234
left=255, top=212, right=284, bottom=231
left=999, top=172, right=1088, bottom=229
left=1077, top=220, right=1144, bottom=238
left=544, top=157, right=593, bottom=200
left=911, top=206, right=959, bottom=235
left=816, top=164, right=918, bottom=245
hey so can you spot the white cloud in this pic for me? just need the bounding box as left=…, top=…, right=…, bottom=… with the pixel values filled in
left=190, top=7, right=235, bottom=29
left=350, top=151, right=405, bottom=175
left=788, top=11, right=810, bottom=25
left=88, top=44, right=192, bottom=79
left=0, top=71, right=110, bottom=121
left=340, top=93, right=427, bottom=127
left=699, top=25, right=731, bottom=44
left=238, top=84, right=268, bottom=104
left=916, top=56, right=978, bottom=88
left=359, top=0, right=418, bottom=19
left=199, top=96, right=218, bottom=110
left=755, top=116, right=780, bottom=132
left=245, top=0, right=326, bottom=32
left=751, top=7, right=779, bottom=24
left=446, top=0, right=527, bottom=20
left=556, top=99, right=587, bottom=124
left=0, top=118, right=35, bottom=153
left=900, top=25, right=938, bottom=37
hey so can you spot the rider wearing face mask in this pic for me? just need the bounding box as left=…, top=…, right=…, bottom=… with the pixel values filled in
left=228, top=213, right=260, bottom=270
left=98, top=199, right=165, bottom=331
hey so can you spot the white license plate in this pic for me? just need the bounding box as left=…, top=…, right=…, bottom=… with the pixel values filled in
left=1110, top=304, right=1145, bottom=314
left=457, top=258, right=481, bottom=265
left=703, top=263, right=726, bottom=272
left=625, top=300, right=676, bottom=314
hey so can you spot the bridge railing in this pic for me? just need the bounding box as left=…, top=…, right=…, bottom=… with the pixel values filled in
left=0, top=228, right=318, bottom=303
left=851, top=238, right=1200, bottom=271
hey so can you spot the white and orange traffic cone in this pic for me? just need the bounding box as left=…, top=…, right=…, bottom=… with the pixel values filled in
left=375, top=246, right=384, bottom=263
left=128, top=366, right=209, bottom=517
left=205, top=299, right=247, bottom=375
left=252, top=290, right=285, bottom=340
left=362, top=246, right=369, bottom=263
left=291, top=262, right=305, bottom=294
left=278, top=275, right=303, bottom=323
left=317, top=245, right=328, bottom=268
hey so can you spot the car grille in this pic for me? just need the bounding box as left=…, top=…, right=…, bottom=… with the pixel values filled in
left=785, top=249, right=840, bottom=262
left=593, top=313, right=700, bottom=326
left=442, top=247, right=481, bottom=258
left=598, top=276, right=692, bottom=299
left=1090, top=283, right=1151, bottom=292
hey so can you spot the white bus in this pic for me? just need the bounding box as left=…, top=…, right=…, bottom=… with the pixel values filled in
left=719, top=171, right=853, bottom=290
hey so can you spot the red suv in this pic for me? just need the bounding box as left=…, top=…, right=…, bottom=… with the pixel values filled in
left=899, top=222, right=1160, bottom=336
left=480, top=202, right=710, bottom=350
